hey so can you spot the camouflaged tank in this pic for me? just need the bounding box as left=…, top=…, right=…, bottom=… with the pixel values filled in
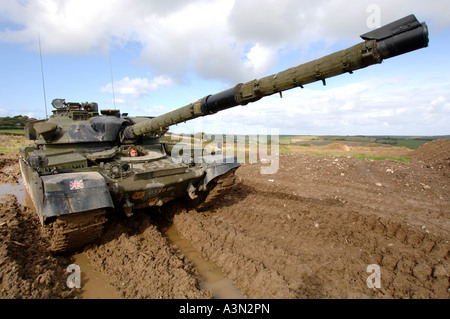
left=19, top=15, right=428, bottom=253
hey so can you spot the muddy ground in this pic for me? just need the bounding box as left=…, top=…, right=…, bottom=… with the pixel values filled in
left=0, top=139, right=448, bottom=299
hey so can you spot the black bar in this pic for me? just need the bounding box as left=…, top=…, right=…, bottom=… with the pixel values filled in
left=376, top=22, right=428, bottom=59
left=200, top=86, right=239, bottom=114
left=360, top=14, right=429, bottom=60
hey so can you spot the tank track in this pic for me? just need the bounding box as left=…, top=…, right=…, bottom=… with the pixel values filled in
left=44, top=209, right=107, bottom=253
left=196, top=169, right=237, bottom=210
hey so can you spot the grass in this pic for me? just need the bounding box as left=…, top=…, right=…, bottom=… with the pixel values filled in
left=0, top=134, right=27, bottom=155
left=0, top=129, right=24, bottom=135
left=394, top=139, right=430, bottom=149
left=279, top=147, right=410, bottom=162
left=342, top=153, right=410, bottom=162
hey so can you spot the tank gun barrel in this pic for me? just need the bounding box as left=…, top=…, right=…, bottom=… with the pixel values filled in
left=122, top=14, right=428, bottom=140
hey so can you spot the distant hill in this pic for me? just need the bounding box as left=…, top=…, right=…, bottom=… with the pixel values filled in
left=0, top=115, right=33, bottom=129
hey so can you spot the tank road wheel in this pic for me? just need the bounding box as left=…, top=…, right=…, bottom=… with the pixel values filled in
left=195, top=169, right=237, bottom=210
left=44, top=209, right=107, bottom=254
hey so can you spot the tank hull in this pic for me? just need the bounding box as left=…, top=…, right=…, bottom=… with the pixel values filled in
left=19, top=145, right=239, bottom=252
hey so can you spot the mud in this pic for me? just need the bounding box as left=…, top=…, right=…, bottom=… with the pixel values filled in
left=0, top=138, right=449, bottom=299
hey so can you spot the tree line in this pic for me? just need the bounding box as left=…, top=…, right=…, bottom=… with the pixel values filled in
left=0, top=115, right=33, bottom=129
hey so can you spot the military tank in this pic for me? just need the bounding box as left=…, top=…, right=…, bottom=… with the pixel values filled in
left=19, top=15, right=428, bottom=253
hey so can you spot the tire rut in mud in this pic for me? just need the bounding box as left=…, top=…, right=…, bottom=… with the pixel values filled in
left=82, top=209, right=214, bottom=299
left=169, top=156, right=450, bottom=299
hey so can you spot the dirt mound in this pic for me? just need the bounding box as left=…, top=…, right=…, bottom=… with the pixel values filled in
left=0, top=155, right=78, bottom=298
left=411, top=139, right=450, bottom=170
left=0, top=154, right=21, bottom=185
left=0, top=194, right=79, bottom=298
left=321, top=142, right=350, bottom=151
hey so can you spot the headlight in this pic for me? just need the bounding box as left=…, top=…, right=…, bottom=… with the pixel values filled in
left=109, top=165, right=121, bottom=178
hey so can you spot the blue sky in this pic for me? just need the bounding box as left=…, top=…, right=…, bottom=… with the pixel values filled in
left=0, top=0, right=449, bottom=136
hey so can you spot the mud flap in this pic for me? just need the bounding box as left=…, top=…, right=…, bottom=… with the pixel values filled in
left=40, top=172, right=114, bottom=221
left=202, top=154, right=240, bottom=187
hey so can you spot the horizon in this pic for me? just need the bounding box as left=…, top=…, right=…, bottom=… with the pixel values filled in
left=0, top=114, right=449, bottom=139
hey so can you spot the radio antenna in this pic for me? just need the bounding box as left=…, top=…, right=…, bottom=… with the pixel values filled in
left=109, top=53, right=116, bottom=109
left=38, top=33, right=48, bottom=119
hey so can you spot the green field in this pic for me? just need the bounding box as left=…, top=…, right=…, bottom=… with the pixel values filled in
left=291, top=151, right=411, bottom=163
left=0, top=129, right=24, bottom=135
left=0, top=134, right=27, bottom=154
left=278, top=135, right=440, bottom=149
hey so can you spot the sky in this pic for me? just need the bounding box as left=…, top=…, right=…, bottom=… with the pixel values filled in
left=0, top=0, right=449, bottom=136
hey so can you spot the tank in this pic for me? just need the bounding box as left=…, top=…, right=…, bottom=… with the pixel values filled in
left=19, top=15, right=428, bottom=253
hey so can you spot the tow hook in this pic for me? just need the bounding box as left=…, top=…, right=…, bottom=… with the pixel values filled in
left=124, top=197, right=134, bottom=217
left=187, top=183, right=198, bottom=200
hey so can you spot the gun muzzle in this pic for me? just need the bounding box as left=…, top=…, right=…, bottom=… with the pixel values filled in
left=361, top=14, right=429, bottom=59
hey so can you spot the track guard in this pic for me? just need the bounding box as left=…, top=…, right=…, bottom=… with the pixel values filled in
left=202, top=154, right=240, bottom=187
left=40, top=172, right=114, bottom=221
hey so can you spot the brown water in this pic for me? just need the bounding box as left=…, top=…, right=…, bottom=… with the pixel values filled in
left=72, top=253, right=120, bottom=299
left=0, top=179, right=25, bottom=204
left=164, top=223, right=243, bottom=299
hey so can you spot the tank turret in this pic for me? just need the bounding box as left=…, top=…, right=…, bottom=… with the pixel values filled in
left=19, top=15, right=428, bottom=253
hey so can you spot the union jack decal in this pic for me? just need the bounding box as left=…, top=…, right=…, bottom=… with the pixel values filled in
left=69, top=180, right=84, bottom=190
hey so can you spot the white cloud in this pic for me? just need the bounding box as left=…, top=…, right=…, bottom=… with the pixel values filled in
left=1, top=0, right=448, bottom=83
left=130, top=104, right=168, bottom=117
left=228, top=0, right=308, bottom=46
left=243, top=44, right=277, bottom=75
left=100, top=76, right=174, bottom=98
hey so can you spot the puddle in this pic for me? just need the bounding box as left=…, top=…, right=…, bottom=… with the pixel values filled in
left=0, top=179, right=26, bottom=205
left=164, top=223, right=243, bottom=299
left=72, top=253, right=120, bottom=299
